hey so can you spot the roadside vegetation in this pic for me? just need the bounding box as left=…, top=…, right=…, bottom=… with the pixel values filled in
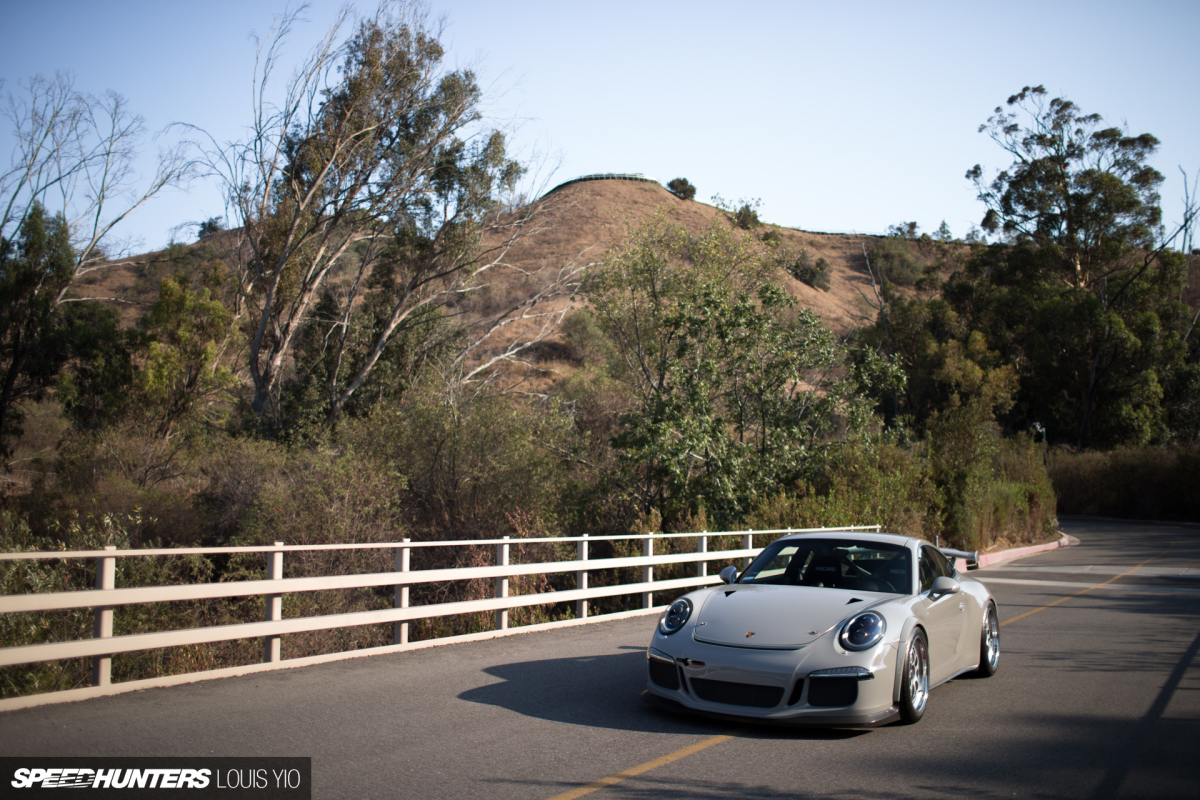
left=1049, top=445, right=1200, bottom=520
left=0, top=4, right=1196, bottom=696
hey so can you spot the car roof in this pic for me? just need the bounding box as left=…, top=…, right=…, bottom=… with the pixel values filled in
left=773, top=530, right=924, bottom=550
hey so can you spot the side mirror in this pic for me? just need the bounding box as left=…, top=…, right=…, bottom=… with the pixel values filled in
left=719, top=565, right=739, bottom=584
left=931, top=575, right=961, bottom=597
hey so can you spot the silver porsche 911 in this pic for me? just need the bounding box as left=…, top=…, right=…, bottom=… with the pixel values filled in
left=643, top=531, right=999, bottom=726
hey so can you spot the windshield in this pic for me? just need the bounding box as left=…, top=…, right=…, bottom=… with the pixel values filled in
left=738, top=538, right=912, bottom=594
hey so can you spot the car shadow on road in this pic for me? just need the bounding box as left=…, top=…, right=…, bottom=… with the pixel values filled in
left=458, top=649, right=866, bottom=740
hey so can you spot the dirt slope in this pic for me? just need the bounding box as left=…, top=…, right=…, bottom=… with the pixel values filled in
left=72, top=178, right=889, bottom=342
left=504, top=178, right=885, bottom=336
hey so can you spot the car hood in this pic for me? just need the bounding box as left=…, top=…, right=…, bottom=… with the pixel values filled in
left=692, top=584, right=887, bottom=649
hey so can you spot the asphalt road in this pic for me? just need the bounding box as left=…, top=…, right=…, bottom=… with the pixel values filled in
left=2, top=517, right=1198, bottom=799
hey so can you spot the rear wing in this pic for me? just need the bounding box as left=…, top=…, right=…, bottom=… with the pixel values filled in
left=940, top=547, right=979, bottom=571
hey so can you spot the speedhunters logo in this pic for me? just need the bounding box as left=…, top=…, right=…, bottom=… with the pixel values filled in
left=1, top=758, right=310, bottom=798
left=12, top=768, right=212, bottom=789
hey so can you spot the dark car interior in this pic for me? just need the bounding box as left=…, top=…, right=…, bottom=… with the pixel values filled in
left=741, top=540, right=913, bottom=594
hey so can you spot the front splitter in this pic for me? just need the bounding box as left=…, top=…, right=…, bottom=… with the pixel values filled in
left=641, top=690, right=901, bottom=728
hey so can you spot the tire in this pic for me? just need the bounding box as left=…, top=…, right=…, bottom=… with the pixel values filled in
left=975, top=602, right=1000, bottom=677
left=898, top=630, right=929, bottom=724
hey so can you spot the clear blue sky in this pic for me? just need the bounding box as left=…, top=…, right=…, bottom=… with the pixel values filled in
left=3, top=0, right=1198, bottom=251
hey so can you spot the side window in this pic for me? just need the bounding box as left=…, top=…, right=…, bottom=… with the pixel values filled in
left=932, top=548, right=956, bottom=579
left=919, top=547, right=938, bottom=593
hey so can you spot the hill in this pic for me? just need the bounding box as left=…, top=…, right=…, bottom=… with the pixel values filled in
left=69, top=175, right=1200, bottom=409
left=72, top=177, right=889, bottom=339
left=501, top=177, right=885, bottom=337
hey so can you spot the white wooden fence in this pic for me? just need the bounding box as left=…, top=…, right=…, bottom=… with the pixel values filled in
left=0, top=526, right=879, bottom=710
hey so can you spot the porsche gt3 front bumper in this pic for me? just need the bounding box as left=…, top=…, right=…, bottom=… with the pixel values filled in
left=643, top=633, right=902, bottom=727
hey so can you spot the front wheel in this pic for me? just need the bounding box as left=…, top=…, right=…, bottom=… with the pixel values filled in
left=898, top=630, right=929, bottom=724
left=975, top=602, right=999, bottom=677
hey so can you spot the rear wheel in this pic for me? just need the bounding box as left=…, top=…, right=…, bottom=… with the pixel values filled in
left=898, top=630, right=929, bottom=724
left=975, top=602, right=999, bottom=677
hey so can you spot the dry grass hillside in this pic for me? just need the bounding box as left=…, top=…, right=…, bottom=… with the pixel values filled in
left=74, top=178, right=888, bottom=339
left=503, top=178, right=885, bottom=337
left=80, top=180, right=1199, bottom=339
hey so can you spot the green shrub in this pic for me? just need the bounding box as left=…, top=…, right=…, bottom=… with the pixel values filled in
left=1050, top=445, right=1200, bottom=520
left=744, top=431, right=1056, bottom=552
left=977, top=435, right=1058, bottom=547
left=790, top=251, right=831, bottom=291
left=925, top=400, right=997, bottom=550
left=734, top=203, right=760, bottom=230
left=868, top=237, right=925, bottom=286
left=666, top=178, right=696, bottom=201
left=365, top=390, right=578, bottom=542
left=746, top=441, right=940, bottom=540
left=562, top=308, right=617, bottom=365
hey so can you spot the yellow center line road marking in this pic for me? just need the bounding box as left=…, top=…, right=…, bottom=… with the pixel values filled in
left=545, top=732, right=739, bottom=800
left=1000, top=539, right=1177, bottom=628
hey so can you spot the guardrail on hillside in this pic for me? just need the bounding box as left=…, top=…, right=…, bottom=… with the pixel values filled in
left=0, top=525, right=879, bottom=710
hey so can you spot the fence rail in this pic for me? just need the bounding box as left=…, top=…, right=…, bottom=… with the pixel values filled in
left=0, top=525, right=879, bottom=710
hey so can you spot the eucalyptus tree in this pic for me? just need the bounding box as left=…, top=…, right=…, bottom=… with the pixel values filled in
left=967, top=85, right=1169, bottom=290
left=964, top=86, right=1196, bottom=447
left=207, top=1, right=566, bottom=426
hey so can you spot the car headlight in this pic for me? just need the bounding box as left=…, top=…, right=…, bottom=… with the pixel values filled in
left=838, top=611, right=886, bottom=651
left=659, top=597, right=693, bottom=635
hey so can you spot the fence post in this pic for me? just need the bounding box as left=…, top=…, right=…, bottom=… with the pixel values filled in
left=642, top=535, right=654, bottom=609
left=91, top=545, right=116, bottom=687
left=263, top=542, right=283, bottom=663
left=394, top=538, right=410, bottom=645
left=697, top=532, right=707, bottom=578
left=576, top=534, right=589, bottom=620
left=743, top=532, right=753, bottom=569
left=495, top=536, right=510, bottom=631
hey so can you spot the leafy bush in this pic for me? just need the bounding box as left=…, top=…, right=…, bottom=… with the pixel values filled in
left=39, top=423, right=212, bottom=547
left=979, top=435, right=1058, bottom=547
left=734, top=203, right=760, bottom=230
left=562, top=308, right=617, bottom=365
left=196, top=217, right=223, bottom=240
left=868, top=237, right=925, bottom=286
left=666, top=178, right=696, bottom=201
left=747, top=441, right=940, bottom=540
left=887, top=221, right=921, bottom=240
left=789, top=250, right=831, bottom=291
left=226, top=443, right=408, bottom=657
left=744, top=430, right=1056, bottom=552
left=1050, top=445, right=1200, bottom=520
left=582, top=214, right=853, bottom=530
left=927, top=399, right=1000, bottom=551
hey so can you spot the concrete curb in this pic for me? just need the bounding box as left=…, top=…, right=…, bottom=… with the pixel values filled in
left=975, top=532, right=1073, bottom=570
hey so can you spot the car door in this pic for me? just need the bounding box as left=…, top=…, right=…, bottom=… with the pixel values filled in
left=916, top=546, right=968, bottom=683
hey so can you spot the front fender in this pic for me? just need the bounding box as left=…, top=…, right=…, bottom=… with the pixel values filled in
left=893, top=619, right=924, bottom=704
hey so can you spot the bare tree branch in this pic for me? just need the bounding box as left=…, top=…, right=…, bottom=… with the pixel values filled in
left=1, top=72, right=194, bottom=300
